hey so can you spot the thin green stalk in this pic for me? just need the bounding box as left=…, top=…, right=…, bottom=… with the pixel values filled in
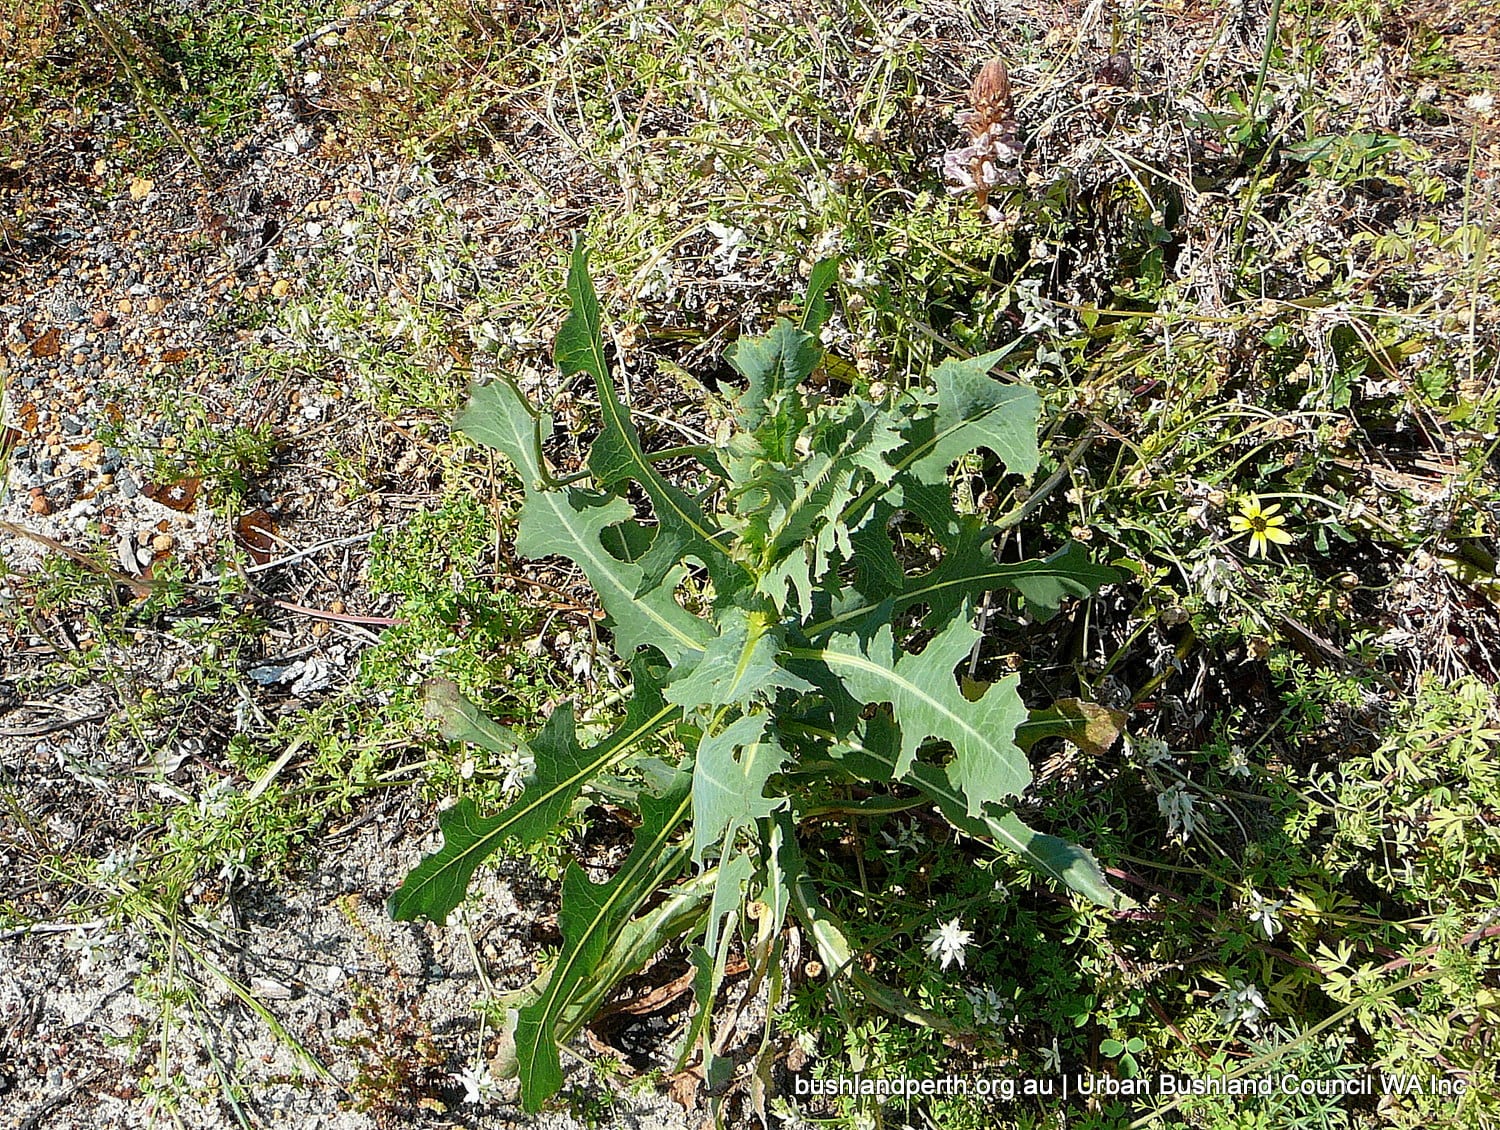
left=78, top=0, right=210, bottom=179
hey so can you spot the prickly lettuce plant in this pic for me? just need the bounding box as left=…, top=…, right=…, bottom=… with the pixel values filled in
left=390, top=243, right=1130, bottom=1111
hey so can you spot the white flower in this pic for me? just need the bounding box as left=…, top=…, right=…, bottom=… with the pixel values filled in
left=923, top=917, right=973, bottom=971
left=965, top=985, right=1010, bottom=1027
left=1246, top=891, right=1285, bottom=939
left=500, top=749, right=534, bottom=795
left=1128, top=733, right=1172, bottom=766
left=453, top=1062, right=502, bottom=1105
left=1039, top=1037, right=1062, bottom=1073
left=63, top=930, right=115, bottom=975
left=1158, top=782, right=1197, bottom=841
left=1211, top=979, right=1268, bottom=1029
left=1190, top=554, right=1235, bottom=606
left=1224, top=744, right=1251, bottom=778
left=98, top=847, right=137, bottom=877
left=705, top=221, right=749, bottom=271
left=844, top=260, right=877, bottom=289
left=879, top=820, right=926, bottom=852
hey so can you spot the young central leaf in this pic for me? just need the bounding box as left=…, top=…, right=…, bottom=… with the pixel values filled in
left=663, top=608, right=811, bottom=712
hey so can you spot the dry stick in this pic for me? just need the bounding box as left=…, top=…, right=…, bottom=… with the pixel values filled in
left=0, top=712, right=109, bottom=739
left=283, top=0, right=401, bottom=55
left=77, top=0, right=209, bottom=179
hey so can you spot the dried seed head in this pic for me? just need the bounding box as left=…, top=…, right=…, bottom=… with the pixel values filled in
left=1095, top=51, right=1134, bottom=88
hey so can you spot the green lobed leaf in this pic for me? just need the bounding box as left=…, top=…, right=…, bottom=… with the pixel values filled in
left=664, top=607, right=812, bottom=713
left=515, top=780, right=693, bottom=1111
left=388, top=657, right=680, bottom=924
left=690, top=713, right=788, bottom=865
left=825, top=534, right=1121, bottom=638
left=786, top=714, right=1131, bottom=910
left=901, top=349, right=1040, bottom=483
left=723, top=319, right=822, bottom=432
left=790, top=617, right=1031, bottom=815
left=560, top=242, right=744, bottom=598
left=838, top=348, right=1035, bottom=534
left=456, top=378, right=712, bottom=664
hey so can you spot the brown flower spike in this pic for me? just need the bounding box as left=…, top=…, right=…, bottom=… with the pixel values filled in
left=968, top=58, right=1017, bottom=140
left=943, top=59, right=1021, bottom=215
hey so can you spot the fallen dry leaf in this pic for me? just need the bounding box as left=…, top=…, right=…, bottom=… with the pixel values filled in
left=142, top=476, right=200, bottom=512
left=234, top=510, right=277, bottom=564
left=28, top=328, right=60, bottom=358
left=129, top=176, right=154, bottom=201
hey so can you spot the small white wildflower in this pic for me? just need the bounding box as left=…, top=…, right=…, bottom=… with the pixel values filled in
left=1224, top=744, right=1251, bottom=778
left=844, top=260, right=877, bottom=289
left=1039, top=1037, right=1062, bottom=1074
left=965, top=985, right=1009, bottom=1027
left=198, top=779, right=236, bottom=819
left=453, top=1062, right=502, bottom=1106
left=1246, top=891, right=1285, bottom=939
left=63, top=930, right=115, bottom=976
left=879, top=820, right=926, bottom=852
left=1211, top=979, right=1268, bottom=1029
left=500, top=749, right=535, bottom=795
left=705, top=221, right=749, bottom=271
left=1158, top=782, right=1197, bottom=841
left=1466, top=91, right=1495, bottom=118
left=923, top=917, right=973, bottom=971
left=98, top=847, right=137, bottom=877
left=1190, top=553, right=1235, bottom=606
left=1128, top=733, right=1173, bottom=766
left=811, top=227, right=844, bottom=258
left=990, top=877, right=1011, bottom=902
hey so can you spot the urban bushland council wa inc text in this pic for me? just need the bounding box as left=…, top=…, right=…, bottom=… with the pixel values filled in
left=793, top=1071, right=1468, bottom=1101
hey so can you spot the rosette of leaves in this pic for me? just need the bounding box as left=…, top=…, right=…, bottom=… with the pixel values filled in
left=389, top=242, right=1130, bottom=1112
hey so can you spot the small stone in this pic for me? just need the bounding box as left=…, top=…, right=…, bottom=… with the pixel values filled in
left=117, top=298, right=133, bottom=314
left=28, top=489, right=52, bottom=516
left=151, top=533, right=175, bottom=554
left=146, top=296, right=166, bottom=314
left=271, top=279, right=292, bottom=298
left=117, top=471, right=138, bottom=499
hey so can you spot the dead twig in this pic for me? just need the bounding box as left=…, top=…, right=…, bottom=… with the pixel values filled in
left=283, top=0, right=401, bottom=55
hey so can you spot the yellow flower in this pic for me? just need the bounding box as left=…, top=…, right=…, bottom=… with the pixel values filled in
left=1229, top=495, right=1293, bottom=558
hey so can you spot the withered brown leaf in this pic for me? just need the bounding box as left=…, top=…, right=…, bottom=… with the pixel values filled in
left=142, top=476, right=200, bottom=512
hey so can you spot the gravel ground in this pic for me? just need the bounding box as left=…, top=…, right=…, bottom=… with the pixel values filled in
left=1, top=76, right=695, bottom=1130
